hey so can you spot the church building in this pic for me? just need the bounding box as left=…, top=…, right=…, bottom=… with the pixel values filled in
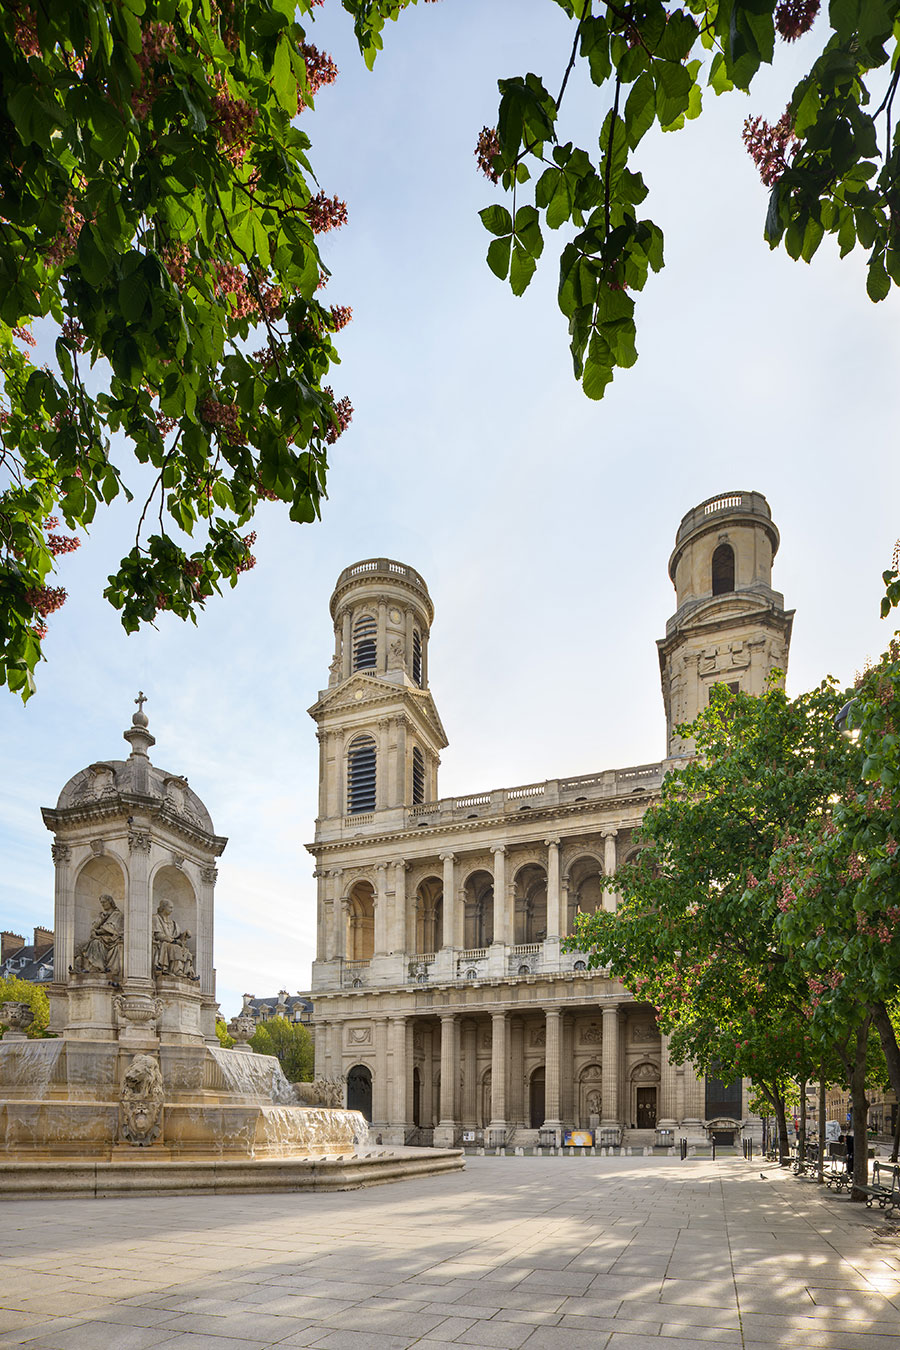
left=306, top=491, right=794, bottom=1148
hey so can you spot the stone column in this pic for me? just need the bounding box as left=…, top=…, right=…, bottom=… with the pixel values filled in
left=658, top=1031, right=679, bottom=1131
left=682, top=1058, right=705, bottom=1137
left=509, top=1017, right=525, bottom=1127
left=601, top=1005, right=620, bottom=1137
left=197, top=863, right=216, bottom=996
left=488, top=1011, right=508, bottom=1141
left=336, top=895, right=349, bottom=961
left=341, top=610, right=352, bottom=680
left=373, top=1018, right=388, bottom=1130
left=51, top=842, right=73, bottom=979
left=127, top=826, right=153, bottom=984
left=491, top=847, right=506, bottom=946
left=435, top=1013, right=460, bottom=1146
left=392, top=859, right=407, bottom=953
left=545, top=838, right=561, bottom=940
left=387, top=1016, right=407, bottom=1141
left=375, top=720, right=389, bottom=810
left=441, top=853, right=456, bottom=950
left=422, top=1023, right=435, bottom=1127
left=560, top=1014, right=575, bottom=1126
left=561, top=873, right=571, bottom=940
left=405, top=1021, right=416, bottom=1125
left=462, top=1018, right=478, bottom=1129
left=602, top=829, right=618, bottom=911
left=544, top=1007, right=562, bottom=1138
left=374, top=864, right=389, bottom=956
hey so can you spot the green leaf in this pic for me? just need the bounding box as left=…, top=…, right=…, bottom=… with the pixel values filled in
left=480, top=204, right=513, bottom=237
left=866, top=252, right=890, bottom=301
left=624, top=73, right=656, bottom=149
left=77, top=225, right=110, bottom=286
left=510, top=244, right=537, bottom=295
left=487, top=236, right=512, bottom=280
left=654, top=61, right=693, bottom=128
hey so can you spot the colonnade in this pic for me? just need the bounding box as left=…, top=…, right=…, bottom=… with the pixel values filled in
left=317, top=830, right=622, bottom=963
left=316, top=1003, right=707, bottom=1146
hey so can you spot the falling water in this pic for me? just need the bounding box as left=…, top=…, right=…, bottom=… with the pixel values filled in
left=207, top=1046, right=296, bottom=1103
left=0, top=1039, right=64, bottom=1096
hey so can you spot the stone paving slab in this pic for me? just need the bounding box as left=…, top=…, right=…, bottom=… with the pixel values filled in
left=2, top=1156, right=900, bottom=1349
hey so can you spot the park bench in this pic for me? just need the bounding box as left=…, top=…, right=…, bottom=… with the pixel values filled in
left=860, top=1160, right=900, bottom=1211
left=825, top=1141, right=851, bottom=1191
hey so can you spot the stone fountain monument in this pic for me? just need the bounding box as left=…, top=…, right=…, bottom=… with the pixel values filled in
left=0, top=698, right=462, bottom=1196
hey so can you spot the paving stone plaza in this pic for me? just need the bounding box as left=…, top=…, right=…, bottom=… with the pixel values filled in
left=2, top=1156, right=900, bottom=1350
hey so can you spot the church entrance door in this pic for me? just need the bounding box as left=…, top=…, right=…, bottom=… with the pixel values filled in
left=530, top=1067, right=545, bottom=1128
left=636, top=1086, right=657, bottom=1129
left=347, top=1064, right=373, bottom=1122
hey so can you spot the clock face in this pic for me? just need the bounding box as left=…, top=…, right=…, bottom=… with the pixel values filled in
left=390, top=609, right=401, bottom=624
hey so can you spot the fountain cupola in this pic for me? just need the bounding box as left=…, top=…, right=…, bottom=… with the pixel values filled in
left=41, top=694, right=228, bottom=1049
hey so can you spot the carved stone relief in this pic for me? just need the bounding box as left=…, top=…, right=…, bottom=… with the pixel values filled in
left=631, top=1061, right=661, bottom=1082
left=581, top=1021, right=603, bottom=1044
left=631, top=1021, right=658, bottom=1043
left=119, top=1053, right=165, bottom=1146
left=347, top=1026, right=372, bottom=1046
left=530, top=1027, right=546, bottom=1048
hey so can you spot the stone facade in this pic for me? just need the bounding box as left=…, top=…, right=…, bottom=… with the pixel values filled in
left=307, top=493, right=793, bottom=1147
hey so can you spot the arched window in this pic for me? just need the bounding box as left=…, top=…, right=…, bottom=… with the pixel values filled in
left=353, top=613, right=377, bottom=670
left=347, top=736, right=376, bottom=813
left=712, top=543, right=735, bottom=595
left=412, top=746, right=425, bottom=805
left=412, top=629, right=423, bottom=686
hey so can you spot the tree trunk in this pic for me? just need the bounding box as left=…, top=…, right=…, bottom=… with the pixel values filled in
left=773, top=1093, right=790, bottom=1165
left=818, top=1076, right=826, bottom=1184
left=871, top=1001, right=900, bottom=1103
left=892, top=1104, right=900, bottom=1165
left=799, top=1077, right=807, bottom=1165
left=849, top=1022, right=871, bottom=1202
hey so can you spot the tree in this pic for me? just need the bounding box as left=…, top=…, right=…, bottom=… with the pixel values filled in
left=0, top=0, right=360, bottom=699
left=570, top=678, right=860, bottom=1162
left=249, top=1014, right=314, bottom=1081
left=0, top=974, right=51, bottom=1035
left=350, top=0, right=900, bottom=399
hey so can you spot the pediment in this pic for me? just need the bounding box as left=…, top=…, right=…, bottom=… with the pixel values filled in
left=309, top=674, right=449, bottom=749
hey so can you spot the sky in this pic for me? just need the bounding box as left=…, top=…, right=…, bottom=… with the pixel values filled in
left=2, top=1, right=898, bottom=1019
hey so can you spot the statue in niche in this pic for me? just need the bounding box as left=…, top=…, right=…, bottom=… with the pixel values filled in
left=153, top=899, right=196, bottom=979
left=72, top=894, right=124, bottom=976
left=120, top=1053, right=165, bottom=1146
left=388, top=637, right=405, bottom=668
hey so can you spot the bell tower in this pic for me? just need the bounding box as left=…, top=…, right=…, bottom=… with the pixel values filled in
left=309, top=558, right=448, bottom=834
left=657, top=491, right=794, bottom=756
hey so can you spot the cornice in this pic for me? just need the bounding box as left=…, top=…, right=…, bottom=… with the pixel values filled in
left=305, top=791, right=655, bottom=857
left=42, top=794, right=228, bottom=854
left=308, top=675, right=448, bottom=748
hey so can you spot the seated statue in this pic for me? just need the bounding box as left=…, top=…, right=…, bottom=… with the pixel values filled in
left=72, top=895, right=124, bottom=976
left=152, top=899, right=196, bottom=979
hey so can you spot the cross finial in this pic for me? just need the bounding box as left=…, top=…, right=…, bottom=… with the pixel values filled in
left=135, top=691, right=147, bottom=714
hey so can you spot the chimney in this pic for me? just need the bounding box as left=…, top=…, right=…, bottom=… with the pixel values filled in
left=1, top=932, right=25, bottom=962
left=33, top=926, right=54, bottom=956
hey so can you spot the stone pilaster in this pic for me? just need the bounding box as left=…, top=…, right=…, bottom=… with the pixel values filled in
left=197, top=864, right=216, bottom=996
left=52, top=841, right=73, bottom=980
left=435, top=1013, right=460, bottom=1146
left=373, top=1017, right=388, bottom=1129
left=385, top=1016, right=407, bottom=1142
left=392, top=859, right=407, bottom=952
left=127, top=826, right=152, bottom=984
left=422, top=1024, right=435, bottom=1128
left=341, top=610, right=352, bottom=680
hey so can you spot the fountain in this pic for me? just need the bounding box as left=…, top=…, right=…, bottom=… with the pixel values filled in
left=0, top=698, right=462, bottom=1197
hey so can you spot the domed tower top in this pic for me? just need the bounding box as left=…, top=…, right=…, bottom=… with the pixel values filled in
left=328, top=558, right=433, bottom=691
left=658, top=491, right=794, bottom=757
left=667, top=490, right=780, bottom=621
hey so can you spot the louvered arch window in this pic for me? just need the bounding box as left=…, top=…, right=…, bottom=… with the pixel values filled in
left=347, top=736, right=376, bottom=813
left=711, top=543, right=735, bottom=595
left=353, top=614, right=377, bottom=670
left=412, top=746, right=425, bottom=805
left=412, top=629, right=423, bottom=686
